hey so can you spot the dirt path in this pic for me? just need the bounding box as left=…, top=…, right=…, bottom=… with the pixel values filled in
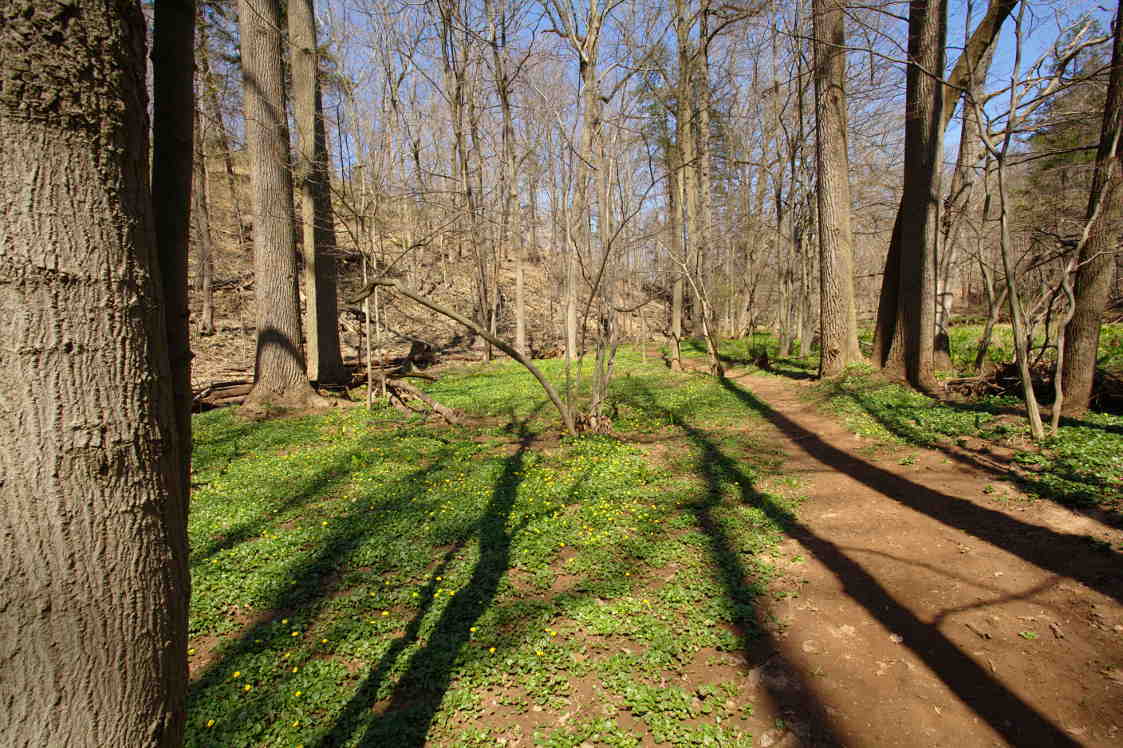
left=734, top=373, right=1122, bottom=747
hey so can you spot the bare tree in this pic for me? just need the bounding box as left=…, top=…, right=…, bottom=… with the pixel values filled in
left=872, top=0, right=1017, bottom=389
left=290, top=0, right=347, bottom=384
left=238, top=0, right=323, bottom=409
left=812, top=0, right=860, bottom=376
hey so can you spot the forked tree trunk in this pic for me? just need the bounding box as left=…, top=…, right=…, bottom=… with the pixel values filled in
left=238, top=0, right=322, bottom=410
left=290, top=0, right=345, bottom=384
left=813, top=0, right=861, bottom=377
left=1, top=3, right=189, bottom=744
left=1061, top=3, right=1123, bottom=415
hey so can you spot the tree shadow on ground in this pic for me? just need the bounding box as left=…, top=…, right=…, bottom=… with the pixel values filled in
left=186, top=447, right=454, bottom=743
left=621, top=384, right=847, bottom=746
left=191, top=452, right=353, bottom=566
left=723, top=378, right=1122, bottom=604
left=710, top=376, right=1112, bottom=744
left=820, top=377, right=1123, bottom=527
left=700, top=379, right=1087, bottom=745
left=321, top=420, right=535, bottom=747
left=681, top=338, right=817, bottom=380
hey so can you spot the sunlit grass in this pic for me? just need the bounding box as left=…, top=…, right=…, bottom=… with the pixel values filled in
left=187, top=354, right=795, bottom=747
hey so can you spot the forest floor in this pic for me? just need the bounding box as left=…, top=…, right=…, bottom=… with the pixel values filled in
left=714, top=370, right=1122, bottom=746
left=184, top=343, right=1122, bottom=747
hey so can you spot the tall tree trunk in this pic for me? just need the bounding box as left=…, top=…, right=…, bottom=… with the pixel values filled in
left=1061, top=2, right=1123, bottom=415
left=238, top=0, right=320, bottom=409
left=193, top=108, right=216, bottom=336
left=153, top=0, right=195, bottom=507
left=872, top=0, right=1017, bottom=381
left=813, top=0, right=861, bottom=377
left=1, top=3, right=189, bottom=744
left=290, top=0, right=346, bottom=384
left=668, top=142, right=685, bottom=371
left=881, top=0, right=948, bottom=391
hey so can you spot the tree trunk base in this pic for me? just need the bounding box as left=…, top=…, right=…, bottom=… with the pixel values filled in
left=240, top=384, right=334, bottom=417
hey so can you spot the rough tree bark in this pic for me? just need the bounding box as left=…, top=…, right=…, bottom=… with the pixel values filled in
left=1061, top=2, right=1123, bottom=415
left=813, top=0, right=861, bottom=377
left=872, top=0, right=1017, bottom=385
left=238, top=0, right=322, bottom=409
left=1, top=2, right=190, bottom=744
left=290, top=0, right=346, bottom=384
left=880, top=0, right=948, bottom=391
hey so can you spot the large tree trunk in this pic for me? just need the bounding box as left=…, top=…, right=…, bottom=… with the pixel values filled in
left=872, top=0, right=1017, bottom=383
left=238, top=0, right=321, bottom=409
left=1, top=3, right=189, bottom=744
left=813, top=0, right=861, bottom=377
left=1061, top=3, right=1123, bottom=415
left=880, top=0, right=948, bottom=391
left=153, top=0, right=195, bottom=506
left=290, top=0, right=346, bottom=384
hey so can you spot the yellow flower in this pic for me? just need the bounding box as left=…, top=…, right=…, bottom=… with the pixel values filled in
left=381, top=611, right=389, bottom=617
left=187, top=648, right=196, bottom=655
left=469, top=627, right=477, bottom=633
left=206, top=719, right=215, bottom=728
left=292, top=721, right=300, bottom=728
left=295, top=690, right=302, bottom=697
left=488, top=647, right=496, bottom=654
left=321, top=521, right=328, bottom=526
left=292, top=631, right=300, bottom=637
left=232, top=671, right=241, bottom=679
left=243, top=684, right=252, bottom=692
left=282, top=618, right=288, bottom=624
left=321, top=639, right=328, bottom=644
left=292, top=666, right=299, bottom=673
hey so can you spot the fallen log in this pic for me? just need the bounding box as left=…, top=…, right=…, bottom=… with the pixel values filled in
left=385, top=379, right=463, bottom=425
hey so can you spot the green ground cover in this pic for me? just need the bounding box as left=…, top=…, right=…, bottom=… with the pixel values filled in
left=810, top=371, right=1123, bottom=512
left=187, top=353, right=801, bottom=747
left=681, top=329, right=1122, bottom=514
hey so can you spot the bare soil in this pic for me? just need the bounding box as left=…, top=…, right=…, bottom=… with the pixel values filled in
left=729, top=372, right=1122, bottom=747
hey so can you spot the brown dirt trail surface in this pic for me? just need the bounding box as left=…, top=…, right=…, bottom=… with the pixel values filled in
left=733, top=372, right=1122, bottom=747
